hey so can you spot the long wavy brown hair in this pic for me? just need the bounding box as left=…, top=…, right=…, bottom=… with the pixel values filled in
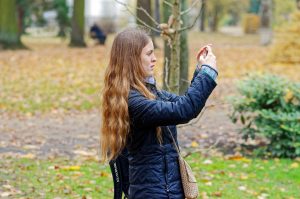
left=100, top=28, right=161, bottom=162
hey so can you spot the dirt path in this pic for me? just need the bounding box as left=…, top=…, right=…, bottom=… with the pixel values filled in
left=0, top=79, right=244, bottom=159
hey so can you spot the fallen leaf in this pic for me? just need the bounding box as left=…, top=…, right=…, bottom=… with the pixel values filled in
left=238, top=186, right=246, bottom=191
left=201, top=192, right=209, bottom=199
left=203, top=159, right=213, bottom=165
left=257, top=193, right=269, bottom=199
left=240, top=174, right=249, bottom=180
left=290, top=162, right=299, bottom=169
left=1, top=192, right=12, bottom=197
left=211, top=192, right=222, bottom=197
left=204, top=182, right=212, bottom=186
left=20, top=153, right=36, bottom=159
left=191, top=141, right=199, bottom=148
left=100, top=171, right=109, bottom=177
left=61, top=165, right=80, bottom=171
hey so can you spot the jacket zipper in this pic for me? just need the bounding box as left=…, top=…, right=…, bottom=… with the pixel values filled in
left=163, top=146, right=170, bottom=195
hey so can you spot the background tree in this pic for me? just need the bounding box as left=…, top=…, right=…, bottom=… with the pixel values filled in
left=164, top=0, right=181, bottom=93
left=259, top=0, right=272, bottom=45
left=154, top=0, right=161, bottom=25
left=16, top=0, right=29, bottom=34
left=204, top=0, right=248, bottom=32
left=136, top=0, right=157, bottom=46
left=162, top=0, right=172, bottom=90
left=0, top=0, right=24, bottom=49
left=179, top=0, right=189, bottom=95
left=199, top=0, right=206, bottom=32
left=16, top=0, right=52, bottom=34
left=118, top=0, right=203, bottom=94
left=249, top=0, right=261, bottom=13
left=207, top=0, right=223, bottom=32
left=137, top=0, right=152, bottom=27
left=70, top=0, right=86, bottom=47
left=53, top=0, right=70, bottom=37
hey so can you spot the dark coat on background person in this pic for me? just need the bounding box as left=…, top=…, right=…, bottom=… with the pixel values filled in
left=89, top=24, right=106, bottom=44
left=110, top=69, right=217, bottom=199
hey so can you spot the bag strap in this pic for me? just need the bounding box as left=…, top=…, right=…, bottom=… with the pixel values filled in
left=166, top=126, right=182, bottom=157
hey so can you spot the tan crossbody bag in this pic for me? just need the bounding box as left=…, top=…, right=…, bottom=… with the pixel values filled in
left=167, top=127, right=199, bottom=199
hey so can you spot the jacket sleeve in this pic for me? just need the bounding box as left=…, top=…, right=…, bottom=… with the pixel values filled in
left=159, top=68, right=201, bottom=102
left=128, top=71, right=216, bottom=127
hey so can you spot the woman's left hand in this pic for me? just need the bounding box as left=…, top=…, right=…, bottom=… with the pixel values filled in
left=197, top=45, right=217, bottom=72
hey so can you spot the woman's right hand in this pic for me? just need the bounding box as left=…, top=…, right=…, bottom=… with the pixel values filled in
left=197, top=45, right=218, bottom=72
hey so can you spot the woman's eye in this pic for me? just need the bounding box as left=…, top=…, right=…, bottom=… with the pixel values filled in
left=147, top=51, right=153, bottom=56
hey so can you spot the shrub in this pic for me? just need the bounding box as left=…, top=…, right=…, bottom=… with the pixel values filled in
left=243, top=14, right=260, bottom=34
left=229, top=73, right=300, bottom=158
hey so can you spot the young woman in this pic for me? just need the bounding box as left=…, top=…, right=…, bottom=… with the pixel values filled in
left=101, top=28, right=218, bottom=199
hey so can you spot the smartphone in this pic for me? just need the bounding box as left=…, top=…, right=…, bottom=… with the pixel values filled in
left=196, top=47, right=208, bottom=61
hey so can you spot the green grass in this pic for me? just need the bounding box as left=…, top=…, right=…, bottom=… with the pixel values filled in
left=1, top=154, right=299, bottom=199
left=0, top=157, right=113, bottom=199
left=187, top=153, right=300, bottom=199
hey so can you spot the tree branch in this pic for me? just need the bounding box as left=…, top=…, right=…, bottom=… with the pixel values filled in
left=136, top=6, right=160, bottom=27
left=178, top=0, right=204, bottom=32
left=115, top=0, right=161, bottom=33
left=180, top=0, right=201, bottom=16
left=164, top=57, right=171, bottom=91
left=183, top=137, right=222, bottom=158
left=178, top=103, right=229, bottom=128
left=163, top=0, right=173, bottom=8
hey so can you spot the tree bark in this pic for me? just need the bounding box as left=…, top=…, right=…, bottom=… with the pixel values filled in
left=199, top=0, right=206, bottom=32
left=154, top=0, right=160, bottom=24
left=259, top=0, right=272, bottom=46
left=137, top=0, right=152, bottom=27
left=0, top=0, right=24, bottom=49
left=179, top=0, right=189, bottom=95
left=168, top=0, right=181, bottom=94
left=162, top=0, right=172, bottom=90
left=211, top=3, right=221, bottom=32
left=70, top=0, right=86, bottom=47
left=54, top=0, right=70, bottom=38
left=136, top=0, right=157, bottom=47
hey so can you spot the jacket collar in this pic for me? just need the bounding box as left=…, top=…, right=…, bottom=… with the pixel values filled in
left=144, top=76, right=156, bottom=86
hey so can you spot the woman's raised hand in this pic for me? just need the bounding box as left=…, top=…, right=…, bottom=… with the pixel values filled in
left=197, top=45, right=218, bottom=72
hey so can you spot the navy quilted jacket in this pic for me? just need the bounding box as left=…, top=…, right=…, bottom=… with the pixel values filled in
left=112, top=70, right=216, bottom=199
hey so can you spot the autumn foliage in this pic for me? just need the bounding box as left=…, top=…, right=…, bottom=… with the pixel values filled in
left=270, top=11, right=300, bottom=64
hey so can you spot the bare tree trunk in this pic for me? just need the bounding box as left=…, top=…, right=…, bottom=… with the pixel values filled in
left=297, top=0, right=300, bottom=10
left=0, top=0, right=24, bottom=49
left=179, top=0, right=189, bottom=95
left=199, top=0, right=206, bottom=32
left=168, top=0, right=181, bottom=94
left=211, top=3, right=221, bottom=32
left=70, top=0, right=86, bottom=47
left=259, top=0, right=272, bottom=46
left=137, top=0, right=152, bottom=27
left=136, top=0, right=157, bottom=48
left=154, top=0, right=160, bottom=24
left=163, top=0, right=172, bottom=90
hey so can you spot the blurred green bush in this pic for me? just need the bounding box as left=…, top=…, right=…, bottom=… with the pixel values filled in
left=229, top=73, right=300, bottom=158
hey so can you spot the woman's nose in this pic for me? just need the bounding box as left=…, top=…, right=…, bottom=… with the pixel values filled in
left=152, top=55, right=157, bottom=62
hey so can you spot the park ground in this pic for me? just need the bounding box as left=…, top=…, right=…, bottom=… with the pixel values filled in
left=0, top=30, right=299, bottom=198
